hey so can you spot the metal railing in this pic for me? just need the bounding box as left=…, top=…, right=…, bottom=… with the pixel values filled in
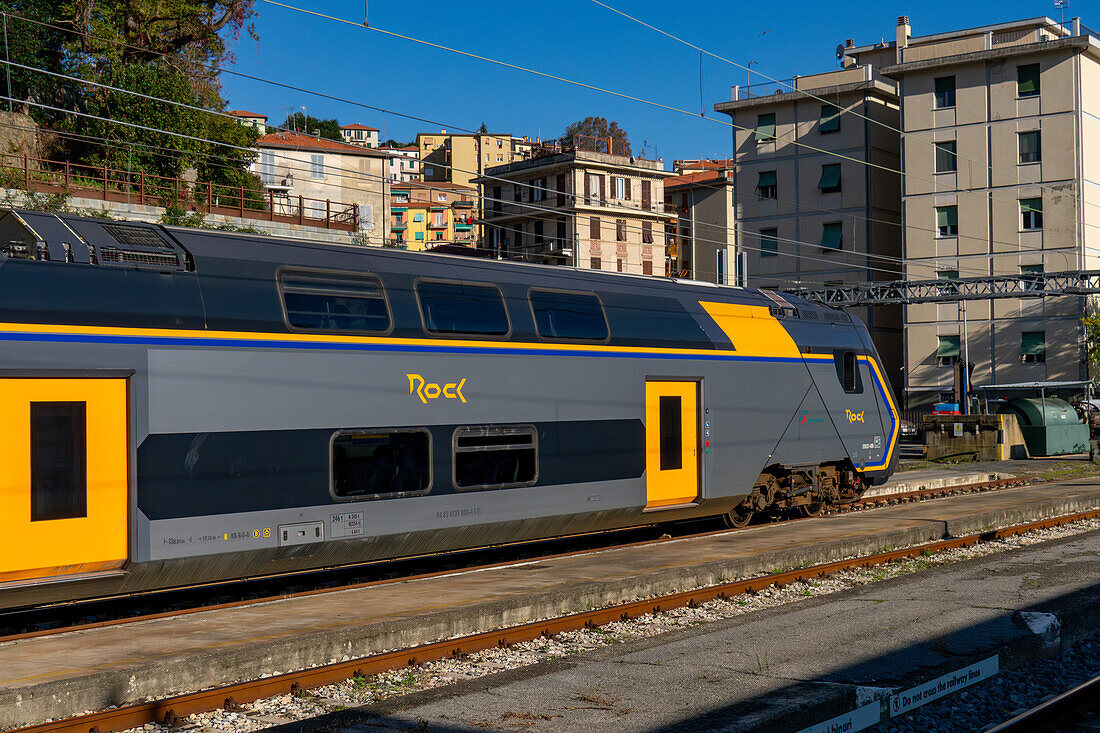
left=0, top=153, right=359, bottom=231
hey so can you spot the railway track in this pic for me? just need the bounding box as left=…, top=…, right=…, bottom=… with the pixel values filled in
left=986, top=671, right=1100, bottom=732
left=0, top=475, right=1029, bottom=643
left=9, top=503, right=1099, bottom=733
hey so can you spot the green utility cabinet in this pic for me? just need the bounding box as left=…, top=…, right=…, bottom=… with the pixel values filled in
left=996, top=398, right=1090, bottom=456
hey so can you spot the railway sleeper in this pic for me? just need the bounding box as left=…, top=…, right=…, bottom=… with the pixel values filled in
left=723, top=461, right=865, bottom=528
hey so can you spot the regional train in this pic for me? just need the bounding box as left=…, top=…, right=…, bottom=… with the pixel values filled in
left=0, top=209, right=898, bottom=610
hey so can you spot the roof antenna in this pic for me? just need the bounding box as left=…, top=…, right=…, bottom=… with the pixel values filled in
left=363, top=0, right=369, bottom=27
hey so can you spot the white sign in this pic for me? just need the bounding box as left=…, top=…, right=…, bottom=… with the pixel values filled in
left=795, top=702, right=880, bottom=733
left=890, top=656, right=999, bottom=717
left=953, top=422, right=964, bottom=437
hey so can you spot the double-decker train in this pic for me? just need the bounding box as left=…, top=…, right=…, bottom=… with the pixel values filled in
left=0, top=209, right=898, bottom=610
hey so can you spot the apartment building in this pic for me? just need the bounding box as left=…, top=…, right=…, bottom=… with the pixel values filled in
left=474, top=137, right=673, bottom=274
left=714, top=64, right=904, bottom=393
left=228, top=110, right=268, bottom=134
left=871, top=16, right=1100, bottom=409
left=339, top=123, right=380, bottom=149
left=379, top=145, right=421, bottom=182
left=417, top=131, right=525, bottom=185
left=663, top=165, right=736, bottom=282
left=253, top=131, right=390, bottom=244
left=390, top=182, right=476, bottom=251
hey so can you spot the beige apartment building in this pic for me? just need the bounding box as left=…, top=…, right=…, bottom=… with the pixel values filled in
left=714, top=65, right=904, bottom=393
left=474, top=140, right=673, bottom=274
left=253, top=131, right=390, bottom=244
left=869, top=16, right=1100, bottom=409
left=663, top=166, right=736, bottom=282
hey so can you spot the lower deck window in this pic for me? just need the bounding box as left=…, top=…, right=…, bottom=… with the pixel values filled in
left=332, top=429, right=431, bottom=499
left=31, top=402, right=87, bottom=521
left=454, top=426, right=537, bottom=490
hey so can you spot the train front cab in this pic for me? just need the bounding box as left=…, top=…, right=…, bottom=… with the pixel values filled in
left=0, top=377, right=129, bottom=585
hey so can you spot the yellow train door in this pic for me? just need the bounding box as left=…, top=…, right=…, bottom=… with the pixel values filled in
left=0, top=379, right=129, bottom=583
left=645, top=380, right=700, bottom=509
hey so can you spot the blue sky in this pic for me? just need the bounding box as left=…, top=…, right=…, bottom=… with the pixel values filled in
left=223, top=0, right=1077, bottom=164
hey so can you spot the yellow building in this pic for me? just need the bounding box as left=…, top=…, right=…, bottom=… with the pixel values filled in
left=390, top=182, right=476, bottom=251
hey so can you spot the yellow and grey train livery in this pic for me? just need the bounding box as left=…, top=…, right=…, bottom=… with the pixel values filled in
left=0, top=209, right=898, bottom=609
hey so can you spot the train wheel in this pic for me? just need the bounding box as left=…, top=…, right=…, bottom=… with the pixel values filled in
left=724, top=504, right=755, bottom=529
left=798, top=501, right=824, bottom=518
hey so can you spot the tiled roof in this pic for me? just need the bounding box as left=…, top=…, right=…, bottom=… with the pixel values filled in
left=341, top=123, right=379, bottom=131
left=256, top=131, right=387, bottom=156
left=663, top=170, right=728, bottom=188
left=228, top=110, right=267, bottom=119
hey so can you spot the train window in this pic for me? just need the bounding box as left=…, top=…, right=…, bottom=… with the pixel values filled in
left=30, top=402, right=87, bottom=521
left=279, top=270, right=391, bottom=334
left=417, top=280, right=510, bottom=337
left=659, top=396, right=683, bottom=470
left=453, top=426, right=538, bottom=490
left=529, top=289, right=609, bottom=341
left=331, top=429, right=431, bottom=500
left=836, top=350, right=863, bottom=394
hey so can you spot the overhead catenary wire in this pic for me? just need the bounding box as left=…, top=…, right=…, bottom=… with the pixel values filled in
left=589, top=0, right=1100, bottom=222
left=258, top=0, right=1099, bottom=237
left=0, top=11, right=1079, bottom=281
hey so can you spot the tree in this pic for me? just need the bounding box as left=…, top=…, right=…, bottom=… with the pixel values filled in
left=382, top=138, right=416, bottom=148
left=282, top=112, right=342, bottom=141
left=563, top=116, right=631, bottom=156
left=477, top=121, right=488, bottom=134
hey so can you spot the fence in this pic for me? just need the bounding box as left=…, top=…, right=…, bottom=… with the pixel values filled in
left=0, top=153, right=359, bottom=231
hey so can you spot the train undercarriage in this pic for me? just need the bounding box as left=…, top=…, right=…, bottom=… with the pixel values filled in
left=724, top=462, right=866, bottom=528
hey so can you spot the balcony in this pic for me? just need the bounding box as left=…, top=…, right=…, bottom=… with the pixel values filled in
left=392, top=223, right=407, bottom=230
left=452, top=200, right=475, bottom=209
left=428, top=221, right=449, bottom=230
left=455, top=222, right=473, bottom=231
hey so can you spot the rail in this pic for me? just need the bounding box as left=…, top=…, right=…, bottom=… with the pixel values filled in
left=0, top=153, right=359, bottom=231
left=11, top=504, right=1098, bottom=733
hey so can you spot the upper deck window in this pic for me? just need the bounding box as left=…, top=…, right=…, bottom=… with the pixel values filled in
left=279, top=270, right=391, bottom=334
left=529, top=289, right=609, bottom=342
left=417, top=280, right=510, bottom=336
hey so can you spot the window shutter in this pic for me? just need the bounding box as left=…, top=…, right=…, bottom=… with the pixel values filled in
left=591, top=257, right=601, bottom=270
left=818, top=164, right=841, bottom=192
left=599, top=175, right=606, bottom=202
left=1017, top=64, right=1040, bottom=96
left=1020, top=332, right=1045, bottom=356
left=643, top=260, right=652, bottom=275
left=624, top=178, right=631, bottom=200
left=757, top=171, right=777, bottom=188
left=819, top=105, right=840, bottom=133
left=821, top=222, right=842, bottom=249
left=584, top=174, right=591, bottom=200
left=936, top=335, right=961, bottom=358
left=556, top=174, right=566, bottom=206
left=590, top=216, right=600, bottom=239
left=642, top=221, right=652, bottom=244
left=641, top=180, right=651, bottom=209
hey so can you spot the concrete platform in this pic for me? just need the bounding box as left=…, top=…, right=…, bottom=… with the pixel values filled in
left=3, top=478, right=1100, bottom=728
left=342, top=526, right=1100, bottom=733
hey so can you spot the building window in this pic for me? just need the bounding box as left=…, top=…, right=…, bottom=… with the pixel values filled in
left=590, top=216, right=600, bottom=239
left=934, top=141, right=957, bottom=173
left=716, top=250, right=727, bottom=284
left=260, top=152, right=276, bottom=185
left=1020, top=198, right=1043, bottom=230
left=332, top=429, right=431, bottom=499
left=310, top=154, right=324, bottom=179
left=437, top=193, right=446, bottom=202
left=591, top=257, right=602, bottom=270
left=936, top=335, right=960, bottom=366
left=497, top=139, right=503, bottom=148
left=556, top=219, right=567, bottom=246
left=612, top=176, right=629, bottom=199
left=497, top=155, right=503, bottom=162
left=514, top=183, right=523, bottom=202
left=453, top=425, right=537, bottom=490
left=1020, top=331, right=1045, bottom=363
left=1017, top=64, right=1040, bottom=98
left=934, top=76, right=956, bottom=108
left=642, top=221, right=653, bottom=244
left=415, top=232, right=424, bottom=240
left=937, top=269, right=959, bottom=280
left=586, top=173, right=601, bottom=204
left=533, top=178, right=545, bottom=202
left=433, top=212, right=445, bottom=227
left=434, top=231, right=444, bottom=240
left=417, top=280, right=510, bottom=336
left=821, top=221, right=842, bottom=249
left=617, top=258, right=624, bottom=272
left=936, top=206, right=958, bottom=236
left=394, top=213, right=403, bottom=225
left=819, top=104, right=840, bottom=133
left=818, top=163, right=841, bottom=193
left=760, top=227, right=778, bottom=257
left=533, top=220, right=544, bottom=244
left=30, top=402, right=87, bottom=521
left=1020, top=264, right=1044, bottom=274
left=1019, top=131, right=1041, bottom=164
left=755, top=113, right=776, bottom=142
left=413, top=212, right=424, bottom=222
left=492, top=186, right=502, bottom=214
left=643, top=260, right=653, bottom=275
left=616, top=219, right=626, bottom=241
left=757, top=171, right=777, bottom=199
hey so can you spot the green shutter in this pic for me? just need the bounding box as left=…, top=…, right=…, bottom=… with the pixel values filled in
left=936, top=206, right=958, bottom=227
left=760, top=228, right=778, bottom=256
left=1020, top=264, right=1044, bottom=274
left=1017, top=64, right=1040, bottom=96
left=819, top=104, right=840, bottom=133
left=818, top=164, right=841, bottom=192
left=757, top=170, right=777, bottom=187
left=1020, top=331, right=1045, bottom=356
left=414, top=231, right=424, bottom=240
left=756, top=113, right=776, bottom=141
left=936, top=335, right=960, bottom=358
left=937, top=269, right=959, bottom=280
left=413, top=212, right=424, bottom=222
left=821, top=222, right=842, bottom=249
left=1020, top=197, right=1043, bottom=214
